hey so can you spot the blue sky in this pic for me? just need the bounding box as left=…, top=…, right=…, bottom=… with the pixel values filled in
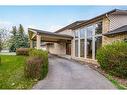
left=0, top=6, right=127, bottom=32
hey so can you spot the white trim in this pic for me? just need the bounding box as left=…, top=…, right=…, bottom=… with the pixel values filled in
left=74, top=22, right=103, bottom=60
left=78, top=29, right=80, bottom=57
left=84, top=28, right=87, bottom=59
left=92, top=25, right=96, bottom=60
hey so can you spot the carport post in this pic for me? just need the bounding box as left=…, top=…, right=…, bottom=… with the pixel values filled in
left=36, top=33, right=41, bottom=49
left=30, top=39, right=33, bottom=48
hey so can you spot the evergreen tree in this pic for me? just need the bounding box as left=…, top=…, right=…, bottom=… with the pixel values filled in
left=9, top=24, right=29, bottom=52
left=18, top=24, right=24, bottom=36
left=0, top=33, right=2, bottom=51
left=11, top=26, right=17, bottom=36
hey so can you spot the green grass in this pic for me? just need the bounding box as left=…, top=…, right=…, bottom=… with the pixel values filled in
left=0, top=55, right=37, bottom=89
left=107, top=74, right=127, bottom=90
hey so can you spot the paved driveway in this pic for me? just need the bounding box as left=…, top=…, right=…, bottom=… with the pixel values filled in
left=33, top=55, right=116, bottom=89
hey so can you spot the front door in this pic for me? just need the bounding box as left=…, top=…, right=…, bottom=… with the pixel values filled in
left=66, top=43, right=71, bottom=55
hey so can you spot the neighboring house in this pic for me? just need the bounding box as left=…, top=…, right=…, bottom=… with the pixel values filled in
left=28, top=9, right=127, bottom=63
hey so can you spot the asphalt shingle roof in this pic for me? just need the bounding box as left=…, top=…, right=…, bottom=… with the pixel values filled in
left=103, top=25, right=127, bottom=36
left=28, top=28, right=73, bottom=38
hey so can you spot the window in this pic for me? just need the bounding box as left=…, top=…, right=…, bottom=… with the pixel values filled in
left=95, top=22, right=102, bottom=35
left=87, top=25, right=94, bottom=37
left=75, top=30, right=79, bottom=38
left=86, top=25, right=94, bottom=59
left=95, top=36, right=102, bottom=58
left=74, top=21, right=102, bottom=59
left=80, top=28, right=85, bottom=38
left=80, top=39, right=85, bottom=57
left=87, top=37, right=92, bottom=58
left=75, top=40, right=78, bottom=57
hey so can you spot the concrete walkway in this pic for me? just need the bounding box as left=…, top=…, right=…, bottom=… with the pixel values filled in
left=33, top=55, right=116, bottom=89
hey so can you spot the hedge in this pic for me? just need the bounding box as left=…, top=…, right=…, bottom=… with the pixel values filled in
left=0, top=57, right=1, bottom=64
left=25, top=49, right=48, bottom=80
left=96, top=41, right=127, bottom=78
left=16, top=48, right=29, bottom=56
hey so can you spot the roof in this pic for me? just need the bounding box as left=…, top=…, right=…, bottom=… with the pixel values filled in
left=55, top=20, right=87, bottom=33
left=55, top=9, right=127, bottom=31
left=28, top=28, right=73, bottom=38
left=103, top=25, right=127, bottom=36
left=71, top=9, right=124, bottom=29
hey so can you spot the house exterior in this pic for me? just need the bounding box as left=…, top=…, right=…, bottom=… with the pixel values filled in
left=28, top=9, right=127, bottom=64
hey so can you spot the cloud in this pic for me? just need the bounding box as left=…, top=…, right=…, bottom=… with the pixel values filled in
left=27, top=25, right=38, bottom=29
left=48, top=25, right=64, bottom=32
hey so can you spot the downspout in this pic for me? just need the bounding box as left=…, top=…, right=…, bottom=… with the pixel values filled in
left=106, top=14, right=110, bottom=32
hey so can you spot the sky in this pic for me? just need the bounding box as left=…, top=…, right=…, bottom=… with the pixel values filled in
left=0, top=6, right=127, bottom=32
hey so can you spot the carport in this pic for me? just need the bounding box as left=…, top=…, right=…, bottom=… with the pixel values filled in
left=28, top=28, right=73, bottom=50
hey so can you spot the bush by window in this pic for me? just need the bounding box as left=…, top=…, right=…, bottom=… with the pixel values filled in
left=96, top=41, right=127, bottom=78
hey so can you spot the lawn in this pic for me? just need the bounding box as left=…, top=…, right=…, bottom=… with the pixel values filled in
left=0, top=55, right=37, bottom=89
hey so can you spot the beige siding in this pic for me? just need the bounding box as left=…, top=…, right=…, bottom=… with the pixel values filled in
left=57, top=29, right=74, bottom=36
left=109, top=14, right=127, bottom=31
left=47, top=29, right=74, bottom=56
left=102, top=15, right=127, bottom=45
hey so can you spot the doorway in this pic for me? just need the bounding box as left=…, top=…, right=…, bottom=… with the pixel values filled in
left=66, top=43, right=71, bottom=55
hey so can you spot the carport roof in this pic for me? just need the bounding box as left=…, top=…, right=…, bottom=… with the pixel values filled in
left=28, top=28, right=73, bottom=42
left=28, top=28, right=73, bottom=38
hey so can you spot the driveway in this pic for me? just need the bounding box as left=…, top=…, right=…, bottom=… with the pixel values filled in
left=33, top=55, right=116, bottom=89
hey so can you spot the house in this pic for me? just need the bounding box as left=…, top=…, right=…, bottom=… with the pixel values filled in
left=28, top=9, right=127, bottom=64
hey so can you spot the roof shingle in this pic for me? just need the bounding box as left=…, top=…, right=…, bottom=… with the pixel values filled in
left=103, top=25, right=127, bottom=36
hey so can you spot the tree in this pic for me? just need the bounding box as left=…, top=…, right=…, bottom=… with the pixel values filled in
left=0, top=33, right=2, bottom=51
left=18, top=24, right=24, bottom=36
left=11, top=26, right=17, bottom=36
left=0, top=28, right=10, bottom=51
left=9, top=24, right=29, bottom=52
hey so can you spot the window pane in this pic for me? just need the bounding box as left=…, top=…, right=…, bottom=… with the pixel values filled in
left=75, top=40, right=78, bottom=57
left=80, top=39, right=85, bottom=57
left=87, top=25, right=93, bottom=37
left=75, top=30, right=78, bottom=38
left=95, top=22, right=102, bottom=35
left=87, top=37, right=92, bottom=58
left=80, top=28, right=85, bottom=38
left=95, top=36, right=102, bottom=58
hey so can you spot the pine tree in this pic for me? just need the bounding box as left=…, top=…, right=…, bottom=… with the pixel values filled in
left=0, top=33, right=2, bottom=51
left=18, top=24, right=24, bottom=36
left=9, top=24, right=29, bottom=52
left=11, top=26, right=17, bottom=36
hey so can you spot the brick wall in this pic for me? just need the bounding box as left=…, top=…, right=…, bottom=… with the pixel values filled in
left=103, top=33, right=127, bottom=45
left=102, top=16, right=127, bottom=45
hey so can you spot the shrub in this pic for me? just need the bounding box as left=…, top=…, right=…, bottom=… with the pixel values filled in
left=25, top=49, right=48, bottom=80
left=96, top=41, right=127, bottom=78
left=16, top=48, right=29, bottom=56
left=0, top=57, right=1, bottom=64
left=25, top=57, right=43, bottom=79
